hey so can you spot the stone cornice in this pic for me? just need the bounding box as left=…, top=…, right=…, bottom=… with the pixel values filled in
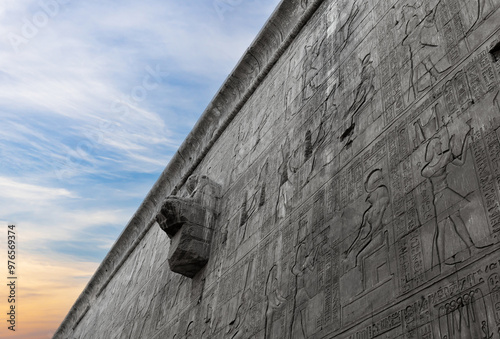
left=53, top=0, right=326, bottom=337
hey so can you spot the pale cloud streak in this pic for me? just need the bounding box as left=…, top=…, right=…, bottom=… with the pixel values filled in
left=0, top=0, right=280, bottom=336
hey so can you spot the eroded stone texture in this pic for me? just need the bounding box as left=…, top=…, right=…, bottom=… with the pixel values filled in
left=156, top=175, right=221, bottom=278
left=57, top=0, right=500, bottom=338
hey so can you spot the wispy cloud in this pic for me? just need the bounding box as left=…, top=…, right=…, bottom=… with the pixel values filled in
left=0, top=0, right=280, bottom=336
left=0, top=177, right=74, bottom=205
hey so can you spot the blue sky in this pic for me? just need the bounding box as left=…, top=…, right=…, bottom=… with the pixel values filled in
left=0, top=0, right=280, bottom=336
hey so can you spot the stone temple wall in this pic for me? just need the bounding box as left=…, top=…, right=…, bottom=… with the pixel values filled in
left=55, top=0, right=500, bottom=338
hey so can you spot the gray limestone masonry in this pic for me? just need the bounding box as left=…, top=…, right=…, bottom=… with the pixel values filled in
left=55, top=0, right=500, bottom=338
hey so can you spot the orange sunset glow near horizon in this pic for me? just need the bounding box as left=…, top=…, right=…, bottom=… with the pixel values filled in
left=0, top=0, right=279, bottom=338
left=0, top=249, right=98, bottom=338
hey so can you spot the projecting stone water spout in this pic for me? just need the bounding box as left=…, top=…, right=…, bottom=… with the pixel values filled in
left=156, top=175, right=221, bottom=278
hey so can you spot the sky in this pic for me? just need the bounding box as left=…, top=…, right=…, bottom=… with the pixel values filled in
left=0, top=0, right=280, bottom=338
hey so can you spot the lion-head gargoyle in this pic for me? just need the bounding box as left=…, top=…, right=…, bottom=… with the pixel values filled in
left=156, top=175, right=221, bottom=278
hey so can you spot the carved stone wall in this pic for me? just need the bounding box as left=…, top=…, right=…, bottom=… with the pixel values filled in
left=56, top=0, right=500, bottom=338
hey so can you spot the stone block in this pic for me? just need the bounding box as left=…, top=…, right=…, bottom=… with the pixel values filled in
left=155, top=175, right=220, bottom=278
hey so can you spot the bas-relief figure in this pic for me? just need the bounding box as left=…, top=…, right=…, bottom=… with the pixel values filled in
left=225, top=289, right=255, bottom=338
left=340, top=53, right=375, bottom=141
left=334, top=0, right=364, bottom=53
left=301, top=88, right=337, bottom=186
left=401, top=2, right=449, bottom=102
left=343, top=169, right=390, bottom=275
left=237, top=161, right=268, bottom=244
left=302, top=34, right=326, bottom=102
left=276, top=136, right=296, bottom=223
left=217, top=256, right=256, bottom=338
left=229, top=124, right=250, bottom=186
left=421, top=122, right=493, bottom=270
left=264, top=264, right=286, bottom=339
left=290, top=236, right=318, bottom=338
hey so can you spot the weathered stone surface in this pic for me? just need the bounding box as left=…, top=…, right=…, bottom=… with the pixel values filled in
left=168, top=224, right=211, bottom=278
left=156, top=175, right=220, bottom=278
left=56, top=0, right=500, bottom=338
left=156, top=198, right=206, bottom=238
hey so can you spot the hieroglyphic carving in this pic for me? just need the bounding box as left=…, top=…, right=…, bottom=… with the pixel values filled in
left=382, top=70, right=405, bottom=124
left=389, top=129, right=406, bottom=218
left=478, top=51, right=498, bottom=92
left=442, top=79, right=461, bottom=118
left=311, top=188, right=325, bottom=235
left=350, top=159, right=364, bottom=205
left=488, top=272, right=500, bottom=336
left=377, top=5, right=396, bottom=63
left=345, top=311, right=403, bottom=339
left=403, top=295, right=432, bottom=339
left=467, top=61, right=488, bottom=102
left=316, top=237, right=340, bottom=331
left=436, top=0, right=467, bottom=64
left=454, top=70, right=474, bottom=112
left=472, top=130, right=500, bottom=236
left=362, top=137, right=386, bottom=171
left=405, top=190, right=421, bottom=234
left=397, top=228, right=425, bottom=295
left=436, top=288, right=493, bottom=339
left=485, top=131, right=500, bottom=194
left=331, top=159, right=367, bottom=215
left=397, top=235, right=412, bottom=295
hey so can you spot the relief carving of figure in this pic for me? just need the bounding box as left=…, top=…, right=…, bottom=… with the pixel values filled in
left=341, top=54, right=375, bottom=141
left=401, top=3, right=448, bottom=102
left=225, top=289, right=254, bottom=339
left=184, top=321, right=195, bottom=339
left=303, top=89, right=336, bottom=185
left=468, top=0, right=489, bottom=33
left=302, top=34, right=326, bottom=101
left=421, top=123, right=492, bottom=270
left=229, top=125, right=250, bottom=185
left=335, top=0, right=363, bottom=53
left=343, top=54, right=375, bottom=122
left=264, top=264, right=286, bottom=339
left=343, top=169, right=390, bottom=273
left=290, top=238, right=318, bottom=338
left=275, top=137, right=296, bottom=222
